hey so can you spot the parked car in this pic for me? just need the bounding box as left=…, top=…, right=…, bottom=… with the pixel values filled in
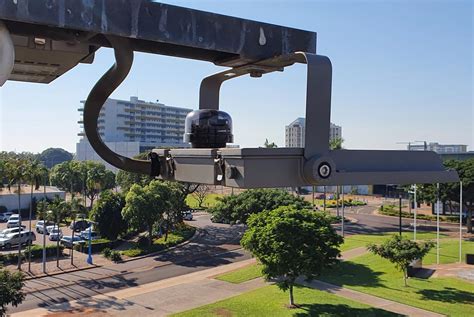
left=79, top=229, right=101, bottom=240
left=60, top=236, right=85, bottom=248
left=0, top=226, right=26, bottom=237
left=35, top=220, right=54, bottom=234
left=0, top=231, right=36, bottom=249
left=6, top=214, right=21, bottom=228
left=182, top=210, right=193, bottom=221
left=0, top=212, right=13, bottom=222
left=69, top=220, right=91, bottom=232
left=48, top=227, right=63, bottom=241
left=46, top=224, right=60, bottom=235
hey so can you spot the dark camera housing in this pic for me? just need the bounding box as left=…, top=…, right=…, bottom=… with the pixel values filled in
left=184, top=109, right=233, bottom=148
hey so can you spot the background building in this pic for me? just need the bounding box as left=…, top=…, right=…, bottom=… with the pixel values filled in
left=408, top=142, right=467, bottom=153
left=285, top=117, right=342, bottom=148
left=76, top=96, right=192, bottom=170
left=0, top=185, right=65, bottom=212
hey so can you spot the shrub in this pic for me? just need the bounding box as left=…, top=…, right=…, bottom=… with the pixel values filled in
left=102, top=247, right=112, bottom=258
left=0, top=206, right=7, bottom=213
left=109, top=251, right=122, bottom=263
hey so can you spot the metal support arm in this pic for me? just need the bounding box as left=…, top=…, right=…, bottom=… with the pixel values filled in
left=83, top=37, right=156, bottom=175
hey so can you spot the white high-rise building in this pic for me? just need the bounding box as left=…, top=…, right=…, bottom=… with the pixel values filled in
left=285, top=117, right=342, bottom=148
left=76, top=96, right=192, bottom=171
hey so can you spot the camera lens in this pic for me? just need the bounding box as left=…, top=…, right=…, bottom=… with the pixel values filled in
left=184, top=109, right=234, bottom=148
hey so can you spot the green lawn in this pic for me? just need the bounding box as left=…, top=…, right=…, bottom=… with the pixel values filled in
left=216, top=263, right=263, bottom=284
left=320, top=253, right=474, bottom=317
left=341, top=232, right=448, bottom=252
left=172, top=285, right=402, bottom=317
left=186, top=193, right=223, bottom=209
left=424, top=239, right=474, bottom=265
left=121, top=225, right=196, bottom=257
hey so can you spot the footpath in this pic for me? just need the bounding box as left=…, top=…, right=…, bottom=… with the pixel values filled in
left=13, top=247, right=445, bottom=317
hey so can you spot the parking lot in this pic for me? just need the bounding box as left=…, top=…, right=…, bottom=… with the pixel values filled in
left=0, top=218, right=77, bottom=254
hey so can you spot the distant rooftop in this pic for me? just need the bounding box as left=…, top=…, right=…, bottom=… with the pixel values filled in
left=0, top=185, right=64, bottom=196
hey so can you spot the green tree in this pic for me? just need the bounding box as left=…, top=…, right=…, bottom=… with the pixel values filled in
left=209, top=189, right=310, bottom=224
left=0, top=268, right=25, bottom=316
left=4, top=157, right=28, bottom=269
left=46, top=197, right=69, bottom=267
left=115, top=153, right=153, bottom=192
left=330, top=137, right=344, bottom=150
left=25, top=160, right=48, bottom=271
left=368, top=235, right=434, bottom=286
left=122, top=181, right=167, bottom=245
left=263, top=139, right=278, bottom=148
left=83, top=161, right=116, bottom=208
left=50, top=161, right=83, bottom=194
left=38, top=148, right=73, bottom=168
left=91, top=191, right=127, bottom=240
left=241, top=206, right=343, bottom=307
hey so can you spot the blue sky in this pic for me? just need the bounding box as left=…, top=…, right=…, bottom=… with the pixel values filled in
left=0, top=0, right=472, bottom=153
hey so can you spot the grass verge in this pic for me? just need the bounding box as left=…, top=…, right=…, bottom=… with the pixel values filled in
left=341, top=232, right=448, bottom=252
left=121, top=224, right=196, bottom=257
left=186, top=193, right=223, bottom=209
left=320, top=253, right=474, bottom=317
left=172, top=285, right=402, bottom=317
left=216, top=263, right=263, bottom=284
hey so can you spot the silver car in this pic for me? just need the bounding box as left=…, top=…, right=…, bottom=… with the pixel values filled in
left=0, top=212, right=13, bottom=222
left=6, top=214, right=21, bottom=228
left=0, top=231, right=36, bottom=249
left=48, top=227, right=63, bottom=241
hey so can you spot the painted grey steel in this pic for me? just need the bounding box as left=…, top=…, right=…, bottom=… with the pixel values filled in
left=0, top=0, right=316, bottom=68
left=82, top=36, right=151, bottom=175
left=1, top=1, right=459, bottom=187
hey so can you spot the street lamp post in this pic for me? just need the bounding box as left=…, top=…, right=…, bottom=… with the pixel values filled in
left=413, top=185, right=417, bottom=241
left=323, top=186, right=327, bottom=211
left=399, top=194, right=402, bottom=236
left=86, top=225, right=93, bottom=265
left=341, top=187, right=345, bottom=237
left=42, top=177, right=47, bottom=274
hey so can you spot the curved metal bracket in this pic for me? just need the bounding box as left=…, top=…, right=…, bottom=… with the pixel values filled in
left=83, top=36, right=156, bottom=176
left=199, top=53, right=332, bottom=159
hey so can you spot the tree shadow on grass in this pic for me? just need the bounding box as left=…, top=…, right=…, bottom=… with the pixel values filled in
left=294, top=303, right=403, bottom=317
left=418, top=287, right=474, bottom=304
left=320, top=261, right=384, bottom=288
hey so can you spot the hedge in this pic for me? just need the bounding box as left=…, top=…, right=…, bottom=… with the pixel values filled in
left=379, top=204, right=460, bottom=223
left=0, top=244, right=64, bottom=265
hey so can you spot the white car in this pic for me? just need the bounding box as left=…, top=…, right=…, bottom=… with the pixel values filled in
left=79, top=229, right=101, bottom=240
left=0, top=226, right=26, bottom=237
left=6, top=214, right=21, bottom=228
left=46, top=225, right=60, bottom=235
left=0, top=231, right=36, bottom=249
left=48, top=227, right=63, bottom=241
left=0, top=212, right=13, bottom=222
left=35, top=220, right=54, bottom=234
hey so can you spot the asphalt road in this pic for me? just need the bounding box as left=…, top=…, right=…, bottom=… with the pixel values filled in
left=10, top=214, right=250, bottom=314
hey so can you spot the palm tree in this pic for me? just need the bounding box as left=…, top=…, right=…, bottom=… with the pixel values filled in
left=26, top=161, right=48, bottom=272
left=36, top=199, right=49, bottom=274
left=67, top=197, right=86, bottom=266
left=5, top=158, right=27, bottom=270
left=47, top=197, right=68, bottom=268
